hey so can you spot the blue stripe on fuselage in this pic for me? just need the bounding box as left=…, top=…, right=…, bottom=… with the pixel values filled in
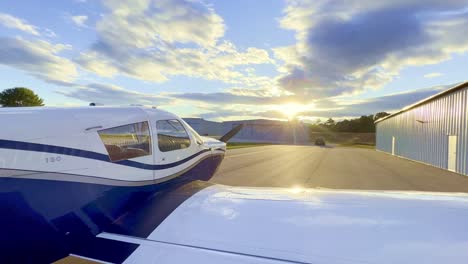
left=0, top=154, right=224, bottom=263
left=0, top=139, right=211, bottom=170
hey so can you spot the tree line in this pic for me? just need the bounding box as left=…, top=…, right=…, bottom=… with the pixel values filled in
left=309, top=112, right=391, bottom=133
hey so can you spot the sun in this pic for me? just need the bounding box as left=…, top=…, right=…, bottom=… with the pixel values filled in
left=277, top=103, right=315, bottom=119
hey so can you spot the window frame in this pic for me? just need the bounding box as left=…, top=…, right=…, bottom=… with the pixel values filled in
left=180, top=119, right=204, bottom=145
left=156, top=119, right=192, bottom=152
left=98, top=121, right=152, bottom=162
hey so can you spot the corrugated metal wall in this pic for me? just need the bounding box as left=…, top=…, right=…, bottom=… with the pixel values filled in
left=376, top=86, right=468, bottom=175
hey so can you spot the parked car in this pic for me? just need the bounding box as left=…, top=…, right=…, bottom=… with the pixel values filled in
left=315, top=137, right=325, bottom=146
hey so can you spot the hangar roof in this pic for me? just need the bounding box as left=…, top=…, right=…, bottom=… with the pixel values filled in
left=374, top=81, right=468, bottom=124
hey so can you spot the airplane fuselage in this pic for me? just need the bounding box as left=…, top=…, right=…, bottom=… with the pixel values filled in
left=0, top=106, right=225, bottom=263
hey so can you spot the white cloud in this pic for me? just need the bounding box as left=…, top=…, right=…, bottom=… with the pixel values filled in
left=77, top=0, right=274, bottom=85
left=0, top=13, right=40, bottom=35
left=0, top=37, right=77, bottom=82
left=57, top=82, right=169, bottom=106
left=76, top=51, right=118, bottom=77
left=44, top=28, right=57, bottom=38
left=70, top=15, right=88, bottom=27
left=424, top=72, right=443, bottom=78
left=98, top=0, right=225, bottom=49
left=275, top=0, right=468, bottom=99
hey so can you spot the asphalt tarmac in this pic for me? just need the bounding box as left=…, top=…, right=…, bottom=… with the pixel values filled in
left=211, top=145, right=468, bottom=192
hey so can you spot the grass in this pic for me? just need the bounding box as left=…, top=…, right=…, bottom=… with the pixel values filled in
left=226, top=142, right=273, bottom=149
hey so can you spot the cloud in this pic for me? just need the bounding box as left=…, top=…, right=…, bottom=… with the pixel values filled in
left=174, top=92, right=285, bottom=105
left=57, top=83, right=169, bottom=106
left=75, top=51, right=118, bottom=77
left=172, top=85, right=301, bottom=106
left=70, top=15, right=88, bottom=27
left=276, top=0, right=468, bottom=98
left=424, top=72, right=443, bottom=78
left=197, top=109, right=254, bottom=120
left=77, top=0, right=274, bottom=84
left=0, top=13, right=40, bottom=35
left=78, top=43, right=273, bottom=83
left=44, top=28, right=57, bottom=38
left=297, top=84, right=449, bottom=118
left=99, top=0, right=225, bottom=48
left=0, top=37, right=77, bottom=82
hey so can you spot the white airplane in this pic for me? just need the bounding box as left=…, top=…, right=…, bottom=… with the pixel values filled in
left=1, top=106, right=468, bottom=264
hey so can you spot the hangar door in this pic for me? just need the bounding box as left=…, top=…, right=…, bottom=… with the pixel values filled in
left=448, top=135, right=457, bottom=172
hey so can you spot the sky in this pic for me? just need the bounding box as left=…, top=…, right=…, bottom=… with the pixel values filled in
left=0, top=0, right=467, bottom=122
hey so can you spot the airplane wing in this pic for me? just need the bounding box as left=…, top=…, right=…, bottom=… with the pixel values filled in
left=58, top=181, right=468, bottom=264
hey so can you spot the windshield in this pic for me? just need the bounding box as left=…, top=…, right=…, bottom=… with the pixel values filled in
left=181, top=119, right=204, bottom=145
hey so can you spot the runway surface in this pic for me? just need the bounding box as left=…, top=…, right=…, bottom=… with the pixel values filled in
left=211, top=145, right=468, bottom=192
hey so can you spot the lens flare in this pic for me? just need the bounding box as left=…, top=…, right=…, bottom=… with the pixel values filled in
left=289, top=186, right=305, bottom=194
left=277, top=103, right=315, bottom=119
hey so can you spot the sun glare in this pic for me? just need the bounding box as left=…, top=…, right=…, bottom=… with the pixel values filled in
left=278, top=103, right=315, bottom=119
left=289, top=186, right=305, bottom=194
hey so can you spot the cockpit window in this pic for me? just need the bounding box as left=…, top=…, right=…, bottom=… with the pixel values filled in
left=156, top=119, right=191, bottom=152
left=180, top=119, right=204, bottom=145
left=98, top=122, right=151, bottom=161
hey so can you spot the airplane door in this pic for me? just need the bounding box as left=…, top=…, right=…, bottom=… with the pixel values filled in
left=448, top=135, right=457, bottom=172
left=152, top=119, right=197, bottom=181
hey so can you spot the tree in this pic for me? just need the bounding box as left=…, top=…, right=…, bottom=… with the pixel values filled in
left=0, top=87, right=44, bottom=107
left=308, top=112, right=393, bottom=135
left=374, top=112, right=390, bottom=121
left=325, top=118, right=335, bottom=126
left=358, top=115, right=375, bottom=132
